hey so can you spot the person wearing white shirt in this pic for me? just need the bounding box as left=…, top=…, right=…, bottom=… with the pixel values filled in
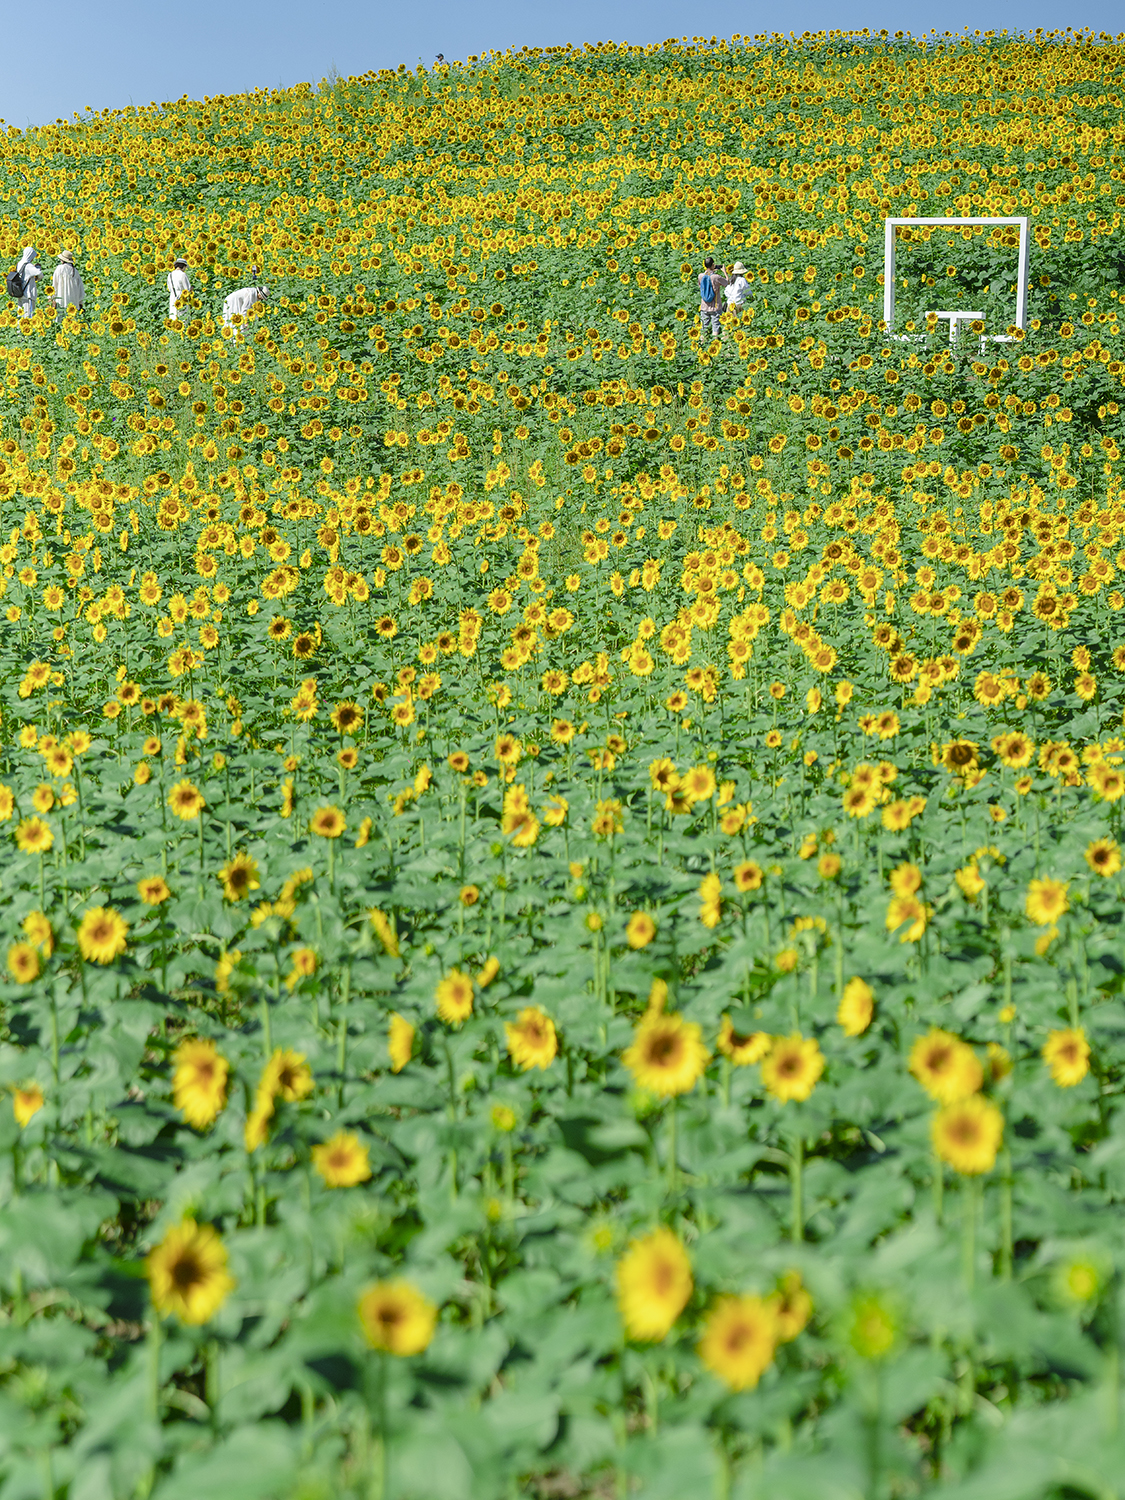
left=14, top=247, right=41, bottom=318
left=167, top=258, right=192, bottom=321
left=723, top=260, right=752, bottom=311
left=222, top=283, right=268, bottom=335
left=51, top=250, right=84, bottom=319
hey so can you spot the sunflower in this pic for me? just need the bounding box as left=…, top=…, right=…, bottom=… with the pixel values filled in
left=167, top=779, right=205, bottom=820
left=931, top=1096, right=1003, bottom=1176
left=504, top=1007, right=557, bottom=1070
left=478, top=955, right=500, bottom=988
left=881, top=800, right=912, bottom=832
left=388, top=1013, right=415, bottom=1072
left=22, top=911, right=53, bottom=955
left=886, top=895, right=928, bottom=942
left=357, top=1280, right=437, bottom=1355
left=244, top=1094, right=274, bottom=1152
left=842, top=784, right=878, bottom=819
left=12, top=1083, right=44, bottom=1127
left=7, top=942, right=40, bottom=984
left=622, top=1011, right=709, bottom=1097
left=501, top=785, right=540, bottom=846
left=172, top=1037, right=229, bottom=1128
left=312, top=1130, right=372, bottom=1187
left=733, top=860, right=763, bottom=892
left=218, top=852, right=260, bottom=902
left=330, top=700, right=363, bottom=733
left=717, top=1017, right=772, bottom=1066
left=761, top=1033, right=824, bottom=1103
left=15, top=817, right=54, bottom=854
left=137, top=875, right=171, bottom=905
left=1085, top=838, right=1121, bottom=877
left=847, top=1293, right=899, bottom=1359
left=1025, top=877, right=1069, bottom=926
left=435, top=968, right=474, bottom=1025
left=1088, top=761, right=1125, bottom=801
left=770, top=1270, right=813, bottom=1342
left=309, top=804, right=345, bottom=839
left=1042, top=1028, right=1090, bottom=1087
left=993, top=730, right=1034, bottom=769
left=146, top=1219, right=235, bottom=1324
left=615, top=1227, right=692, bottom=1342
left=77, top=906, right=128, bottom=965
left=625, top=911, right=656, bottom=948
left=698, top=871, right=721, bottom=928
left=681, top=765, right=716, bottom=803
left=259, top=1048, right=314, bottom=1103
left=940, top=739, right=978, bottom=775
left=698, top=1295, right=778, bottom=1391
left=837, top=977, right=874, bottom=1037
left=909, top=1028, right=982, bottom=1103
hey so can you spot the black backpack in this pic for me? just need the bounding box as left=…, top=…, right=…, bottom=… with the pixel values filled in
left=6, top=269, right=24, bottom=299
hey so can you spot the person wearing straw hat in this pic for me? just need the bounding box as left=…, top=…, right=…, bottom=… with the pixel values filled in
left=50, top=250, right=84, bottom=319
left=724, top=261, right=752, bottom=311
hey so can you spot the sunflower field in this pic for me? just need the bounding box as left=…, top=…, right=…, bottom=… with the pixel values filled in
left=3, top=27, right=1125, bottom=1499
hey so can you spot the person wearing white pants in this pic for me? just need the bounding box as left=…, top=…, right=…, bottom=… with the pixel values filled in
left=167, top=258, right=192, bottom=321
left=51, top=250, right=84, bottom=319
left=222, top=283, right=268, bottom=335
left=14, top=247, right=41, bottom=318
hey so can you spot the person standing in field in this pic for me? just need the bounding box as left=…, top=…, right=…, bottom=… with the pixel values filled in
left=724, top=261, right=751, bottom=311
left=13, top=247, right=42, bottom=318
left=698, top=256, right=728, bottom=346
left=167, top=258, right=191, bottom=321
left=50, top=250, right=84, bottom=319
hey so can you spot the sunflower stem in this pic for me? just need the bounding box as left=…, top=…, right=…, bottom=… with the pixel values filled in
left=147, top=1314, right=163, bottom=1424
left=205, top=1339, right=220, bottom=1426
left=260, top=993, right=272, bottom=1060
left=1105, top=1279, right=1120, bottom=1438
left=962, top=1176, right=979, bottom=1291
left=368, top=1350, right=388, bottom=1500
left=666, top=1100, right=678, bottom=1197
left=933, top=1144, right=944, bottom=1226
left=336, top=963, right=351, bottom=1109
left=864, top=1364, right=883, bottom=1500
left=1066, top=973, right=1079, bottom=1029
left=1000, top=1145, right=1013, bottom=1281
left=790, top=1134, right=803, bottom=1243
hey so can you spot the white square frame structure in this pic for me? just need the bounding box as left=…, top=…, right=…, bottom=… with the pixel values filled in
left=882, top=217, right=1030, bottom=344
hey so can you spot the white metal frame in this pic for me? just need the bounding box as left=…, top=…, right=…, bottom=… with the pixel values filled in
left=882, top=217, right=1030, bottom=344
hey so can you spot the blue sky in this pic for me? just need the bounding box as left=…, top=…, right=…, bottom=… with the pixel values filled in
left=2, top=0, right=1123, bottom=129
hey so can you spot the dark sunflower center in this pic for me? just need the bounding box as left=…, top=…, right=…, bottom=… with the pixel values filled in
left=171, top=1252, right=204, bottom=1290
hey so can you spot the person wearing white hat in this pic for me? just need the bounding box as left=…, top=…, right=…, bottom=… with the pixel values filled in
left=167, top=258, right=192, bottom=321
left=222, top=281, right=268, bottom=336
left=50, top=250, right=84, bottom=319
left=14, top=247, right=42, bottom=318
left=724, top=261, right=752, bottom=310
